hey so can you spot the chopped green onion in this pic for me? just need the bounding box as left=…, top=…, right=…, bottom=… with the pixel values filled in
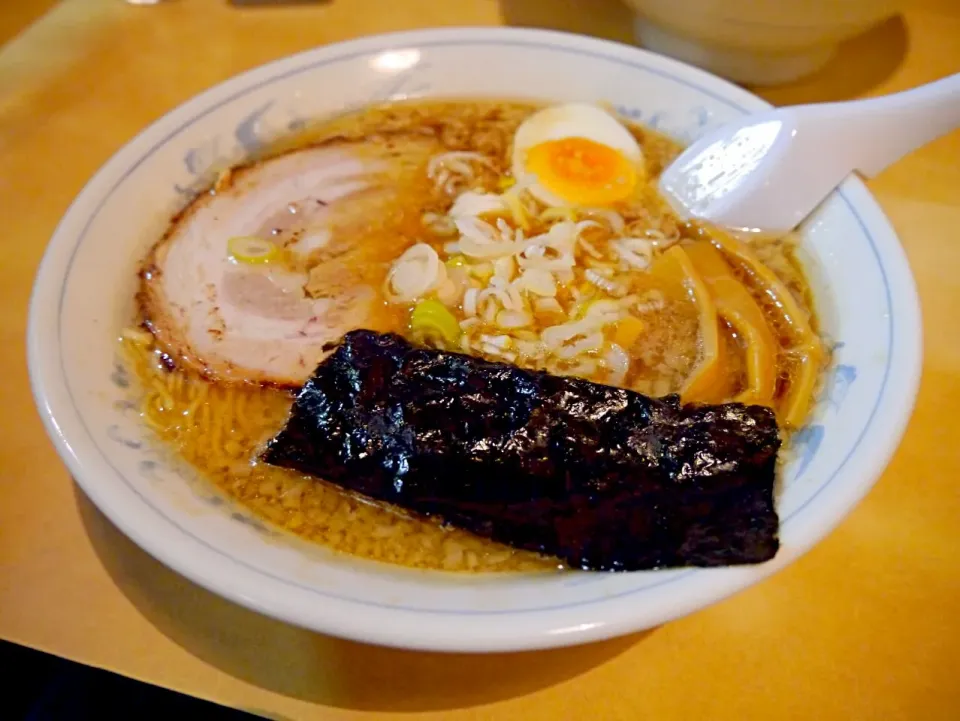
left=410, top=298, right=461, bottom=346
left=227, top=236, right=278, bottom=264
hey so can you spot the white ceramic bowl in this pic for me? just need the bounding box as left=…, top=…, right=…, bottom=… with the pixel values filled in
left=622, top=0, right=900, bottom=85
left=28, top=27, right=921, bottom=652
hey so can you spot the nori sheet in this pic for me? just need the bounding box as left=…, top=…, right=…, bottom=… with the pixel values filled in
left=263, top=330, right=781, bottom=571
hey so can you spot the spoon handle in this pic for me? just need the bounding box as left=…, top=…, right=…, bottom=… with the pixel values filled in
left=833, top=72, right=960, bottom=177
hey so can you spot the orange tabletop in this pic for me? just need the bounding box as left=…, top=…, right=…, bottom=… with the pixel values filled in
left=2, top=1, right=959, bottom=719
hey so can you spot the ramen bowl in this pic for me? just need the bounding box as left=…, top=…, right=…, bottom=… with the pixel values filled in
left=28, top=27, right=921, bottom=652
left=624, top=0, right=900, bottom=85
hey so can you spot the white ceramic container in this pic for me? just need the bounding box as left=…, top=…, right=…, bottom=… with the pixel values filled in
left=623, top=0, right=900, bottom=84
left=28, top=27, right=921, bottom=652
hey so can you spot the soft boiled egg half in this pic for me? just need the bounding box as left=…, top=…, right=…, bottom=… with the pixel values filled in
left=511, top=103, right=645, bottom=208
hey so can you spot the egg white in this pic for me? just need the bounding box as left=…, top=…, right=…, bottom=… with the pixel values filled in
left=511, top=103, right=644, bottom=207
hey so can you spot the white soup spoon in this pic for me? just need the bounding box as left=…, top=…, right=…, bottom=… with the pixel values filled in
left=658, top=73, right=960, bottom=236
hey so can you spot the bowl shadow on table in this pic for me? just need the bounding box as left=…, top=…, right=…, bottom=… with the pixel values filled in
left=499, top=0, right=636, bottom=45
left=75, top=485, right=652, bottom=714
left=756, top=15, right=908, bottom=105
left=500, top=0, right=907, bottom=104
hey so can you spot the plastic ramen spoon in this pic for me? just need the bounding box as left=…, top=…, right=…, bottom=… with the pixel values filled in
left=658, top=72, right=960, bottom=236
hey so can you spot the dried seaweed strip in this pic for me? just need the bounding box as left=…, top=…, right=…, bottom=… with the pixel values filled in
left=263, top=330, right=781, bottom=571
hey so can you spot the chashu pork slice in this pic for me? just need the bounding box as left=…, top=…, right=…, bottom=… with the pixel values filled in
left=139, top=137, right=439, bottom=387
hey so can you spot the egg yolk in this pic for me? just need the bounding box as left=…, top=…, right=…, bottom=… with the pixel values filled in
left=525, top=137, right=637, bottom=206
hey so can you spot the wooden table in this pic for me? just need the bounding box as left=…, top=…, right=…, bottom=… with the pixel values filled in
left=2, top=1, right=958, bottom=718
